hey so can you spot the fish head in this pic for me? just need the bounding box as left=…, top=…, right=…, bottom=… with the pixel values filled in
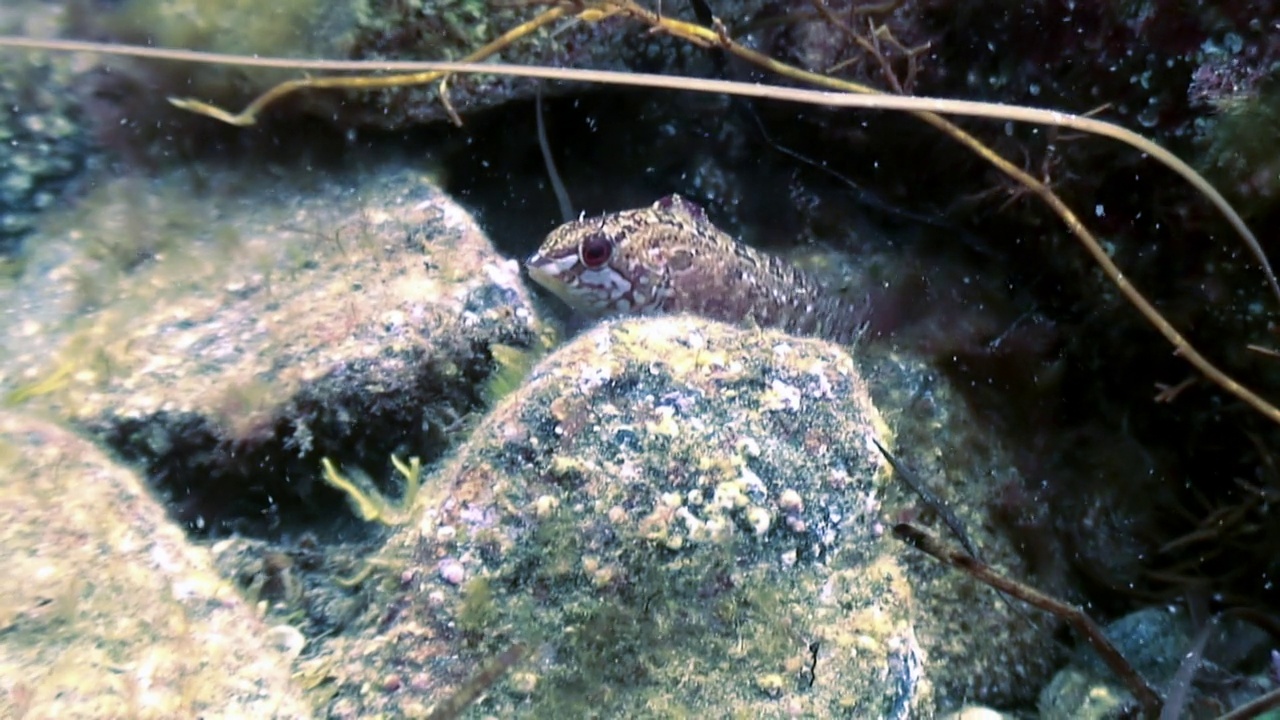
left=526, top=195, right=715, bottom=318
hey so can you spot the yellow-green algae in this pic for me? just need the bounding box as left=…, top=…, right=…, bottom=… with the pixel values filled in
left=320, top=453, right=422, bottom=525
left=481, top=337, right=557, bottom=404
left=79, top=0, right=362, bottom=105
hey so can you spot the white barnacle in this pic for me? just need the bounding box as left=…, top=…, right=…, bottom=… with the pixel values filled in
left=778, top=488, right=804, bottom=513
left=745, top=506, right=773, bottom=536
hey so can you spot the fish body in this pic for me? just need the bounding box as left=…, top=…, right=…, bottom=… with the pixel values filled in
left=526, top=194, right=863, bottom=343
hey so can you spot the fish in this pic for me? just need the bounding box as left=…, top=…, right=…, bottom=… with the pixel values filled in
left=526, top=194, right=865, bottom=343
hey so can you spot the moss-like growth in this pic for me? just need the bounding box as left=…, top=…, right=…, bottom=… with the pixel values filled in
left=482, top=341, right=548, bottom=405
left=456, top=577, right=497, bottom=635
left=448, top=506, right=803, bottom=716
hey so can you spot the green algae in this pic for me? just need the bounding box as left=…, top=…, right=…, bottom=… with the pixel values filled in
left=481, top=338, right=553, bottom=405
left=89, top=0, right=359, bottom=60
left=3, top=358, right=74, bottom=405
left=453, top=508, right=804, bottom=716
left=456, top=576, right=497, bottom=634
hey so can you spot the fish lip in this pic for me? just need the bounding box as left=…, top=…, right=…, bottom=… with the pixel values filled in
left=525, top=254, right=553, bottom=282
left=524, top=253, right=588, bottom=313
left=525, top=254, right=567, bottom=297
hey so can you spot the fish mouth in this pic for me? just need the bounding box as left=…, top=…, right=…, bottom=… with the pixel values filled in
left=525, top=253, right=580, bottom=308
left=524, top=253, right=560, bottom=291
left=525, top=252, right=551, bottom=281
left=524, top=252, right=570, bottom=294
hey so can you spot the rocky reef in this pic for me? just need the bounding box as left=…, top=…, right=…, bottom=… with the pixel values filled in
left=1, top=0, right=1279, bottom=717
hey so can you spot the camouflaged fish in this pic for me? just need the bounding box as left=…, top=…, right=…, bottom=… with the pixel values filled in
left=526, top=194, right=864, bottom=343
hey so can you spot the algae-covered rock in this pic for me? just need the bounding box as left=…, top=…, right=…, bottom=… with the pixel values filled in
left=0, top=412, right=311, bottom=719
left=70, top=0, right=362, bottom=112
left=1038, top=606, right=1276, bottom=719
left=0, top=4, right=89, bottom=253
left=307, top=315, right=1061, bottom=716
left=68, top=0, right=748, bottom=129
left=328, top=315, right=929, bottom=717
left=0, top=162, right=548, bottom=533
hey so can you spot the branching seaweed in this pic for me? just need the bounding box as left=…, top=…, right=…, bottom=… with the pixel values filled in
left=319, top=454, right=421, bottom=526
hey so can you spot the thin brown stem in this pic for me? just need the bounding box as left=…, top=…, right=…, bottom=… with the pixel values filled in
left=894, top=522, right=1164, bottom=718
left=2, top=26, right=1278, bottom=423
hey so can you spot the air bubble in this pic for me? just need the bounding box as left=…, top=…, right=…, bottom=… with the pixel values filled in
left=1137, top=104, right=1160, bottom=128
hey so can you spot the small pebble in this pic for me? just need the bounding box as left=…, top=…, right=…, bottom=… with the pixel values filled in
left=263, top=624, right=306, bottom=662
left=438, top=558, right=465, bottom=585
left=756, top=673, right=785, bottom=698
left=533, top=494, right=559, bottom=518
left=509, top=671, right=539, bottom=695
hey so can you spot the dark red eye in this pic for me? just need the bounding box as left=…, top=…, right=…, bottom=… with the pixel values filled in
left=579, top=234, right=613, bottom=268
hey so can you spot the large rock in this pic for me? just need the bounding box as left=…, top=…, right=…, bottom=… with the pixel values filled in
left=0, top=412, right=311, bottom=719
left=314, top=315, right=1059, bottom=716
left=0, top=3, right=88, bottom=253
left=0, top=163, right=548, bottom=533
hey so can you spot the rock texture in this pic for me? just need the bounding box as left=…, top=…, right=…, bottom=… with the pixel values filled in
left=311, top=315, right=1059, bottom=716
left=0, top=163, right=549, bottom=534
left=0, top=412, right=312, bottom=719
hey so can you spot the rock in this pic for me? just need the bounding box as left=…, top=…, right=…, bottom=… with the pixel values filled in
left=0, top=412, right=311, bottom=719
left=315, top=315, right=1060, bottom=716
left=1072, top=607, right=1194, bottom=682
left=855, top=343, right=1068, bottom=707
left=67, top=0, right=751, bottom=129
left=1039, top=605, right=1276, bottom=718
left=0, top=3, right=89, bottom=253
left=1039, top=665, right=1132, bottom=720
left=0, top=163, right=548, bottom=533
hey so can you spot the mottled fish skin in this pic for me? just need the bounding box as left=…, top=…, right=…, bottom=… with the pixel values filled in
left=526, top=194, right=864, bottom=343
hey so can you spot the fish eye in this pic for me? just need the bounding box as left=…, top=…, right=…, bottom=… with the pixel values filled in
left=579, top=234, right=613, bottom=269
